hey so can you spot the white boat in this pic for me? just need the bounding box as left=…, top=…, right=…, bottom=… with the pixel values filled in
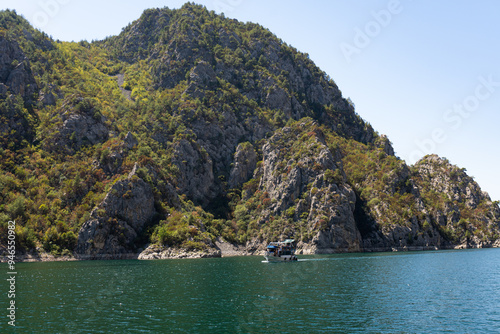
left=264, top=239, right=298, bottom=262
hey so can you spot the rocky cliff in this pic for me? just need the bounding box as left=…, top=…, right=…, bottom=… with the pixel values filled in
left=0, top=34, right=39, bottom=148
left=338, top=143, right=500, bottom=251
left=0, top=34, right=38, bottom=103
left=231, top=120, right=362, bottom=253
left=412, top=155, right=500, bottom=248
left=75, top=165, right=157, bottom=259
left=0, top=5, right=499, bottom=260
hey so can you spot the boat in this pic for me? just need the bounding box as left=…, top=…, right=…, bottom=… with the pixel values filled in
left=264, top=239, right=298, bottom=262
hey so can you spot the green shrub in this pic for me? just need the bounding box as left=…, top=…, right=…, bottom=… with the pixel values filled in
left=7, top=196, right=25, bottom=219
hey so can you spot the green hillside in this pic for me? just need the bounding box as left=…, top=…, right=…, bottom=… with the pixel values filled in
left=0, top=4, right=498, bottom=259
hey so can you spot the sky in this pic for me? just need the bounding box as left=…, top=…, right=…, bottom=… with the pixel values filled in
left=2, top=0, right=499, bottom=201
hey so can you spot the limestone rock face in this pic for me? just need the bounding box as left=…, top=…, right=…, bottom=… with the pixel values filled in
left=76, top=167, right=156, bottom=259
left=229, top=142, right=257, bottom=189
left=414, top=155, right=486, bottom=210
left=100, top=176, right=155, bottom=229
left=411, top=155, right=500, bottom=248
left=252, top=120, right=362, bottom=253
left=39, top=90, right=56, bottom=106
left=123, top=131, right=138, bottom=150
left=97, top=150, right=124, bottom=175
left=186, top=109, right=272, bottom=206
left=0, top=36, right=39, bottom=148
left=184, top=61, right=217, bottom=98
left=172, top=138, right=215, bottom=206
left=51, top=97, right=109, bottom=153
left=94, top=132, right=139, bottom=175
left=61, top=112, right=108, bottom=148
left=357, top=154, right=500, bottom=251
left=265, top=85, right=294, bottom=119
left=138, top=244, right=221, bottom=260
left=0, top=35, right=38, bottom=103
left=376, top=134, right=395, bottom=156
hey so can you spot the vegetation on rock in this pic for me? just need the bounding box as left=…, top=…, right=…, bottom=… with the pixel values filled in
left=0, top=4, right=498, bottom=258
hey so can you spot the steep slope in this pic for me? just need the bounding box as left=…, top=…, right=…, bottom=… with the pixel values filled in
left=227, top=119, right=362, bottom=253
left=0, top=14, right=42, bottom=148
left=336, top=134, right=500, bottom=250
left=97, top=4, right=379, bottom=212
left=0, top=4, right=499, bottom=260
left=413, top=155, right=500, bottom=247
left=101, top=5, right=373, bottom=145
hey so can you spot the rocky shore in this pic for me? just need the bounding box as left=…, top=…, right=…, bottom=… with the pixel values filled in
left=2, top=239, right=499, bottom=263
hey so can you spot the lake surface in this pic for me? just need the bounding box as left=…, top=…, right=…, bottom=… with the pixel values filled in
left=2, top=248, right=500, bottom=333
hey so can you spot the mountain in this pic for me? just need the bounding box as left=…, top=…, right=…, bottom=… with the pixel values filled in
left=0, top=4, right=499, bottom=260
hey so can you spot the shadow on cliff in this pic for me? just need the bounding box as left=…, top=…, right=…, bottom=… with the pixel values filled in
left=353, top=192, right=388, bottom=250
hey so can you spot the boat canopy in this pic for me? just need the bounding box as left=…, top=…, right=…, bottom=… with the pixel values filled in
left=267, top=240, right=295, bottom=245
left=266, top=240, right=295, bottom=248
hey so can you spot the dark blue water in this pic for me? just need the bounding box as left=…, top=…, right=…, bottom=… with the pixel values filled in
left=2, top=248, right=500, bottom=333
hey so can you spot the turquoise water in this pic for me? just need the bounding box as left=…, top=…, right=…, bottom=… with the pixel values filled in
left=2, top=248, right=500, bottom=333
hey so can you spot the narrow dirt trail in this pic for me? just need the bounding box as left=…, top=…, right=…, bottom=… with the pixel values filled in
left=115, top=73, right=132, bottom=100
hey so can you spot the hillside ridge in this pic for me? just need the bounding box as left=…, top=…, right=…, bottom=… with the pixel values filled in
left=0, top=4, right=499, bottom=260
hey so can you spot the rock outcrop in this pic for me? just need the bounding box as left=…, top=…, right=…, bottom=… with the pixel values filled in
left=171, top=138, right=215, bottom=206
left=185, top=109, right=272, bottom=208
left=0, top=35, right=38, bottom=103
left=235, top=119, right=362, bottom=253
left=184, top=60, right=218, bottom=98
left=138, top=244, right=221, bottom=260
left=348, top=153, right=500, bottom=251
left=50, top=97, right=109, bottom=153
left=75, top=166, right=157, bottom=259
left=0, top=35, right=39, bottom=148
left=375, top=134, right=395, bottom=156
left=95, top=132, right=138, bottom=175
left=123, top=131, right=138, bottom=150
left=412, top=155, right=500, bottom=248
left=229, top=142, right=258, bottom=188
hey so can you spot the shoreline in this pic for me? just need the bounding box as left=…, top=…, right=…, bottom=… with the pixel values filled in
left=2, top=242, right=499, bottom=263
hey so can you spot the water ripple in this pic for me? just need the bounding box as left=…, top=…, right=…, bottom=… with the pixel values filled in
left=9, top=249, right=500, bottom=333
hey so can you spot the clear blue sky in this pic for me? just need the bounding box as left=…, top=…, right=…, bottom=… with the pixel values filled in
left=2, top=0, right=500, bottom=201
